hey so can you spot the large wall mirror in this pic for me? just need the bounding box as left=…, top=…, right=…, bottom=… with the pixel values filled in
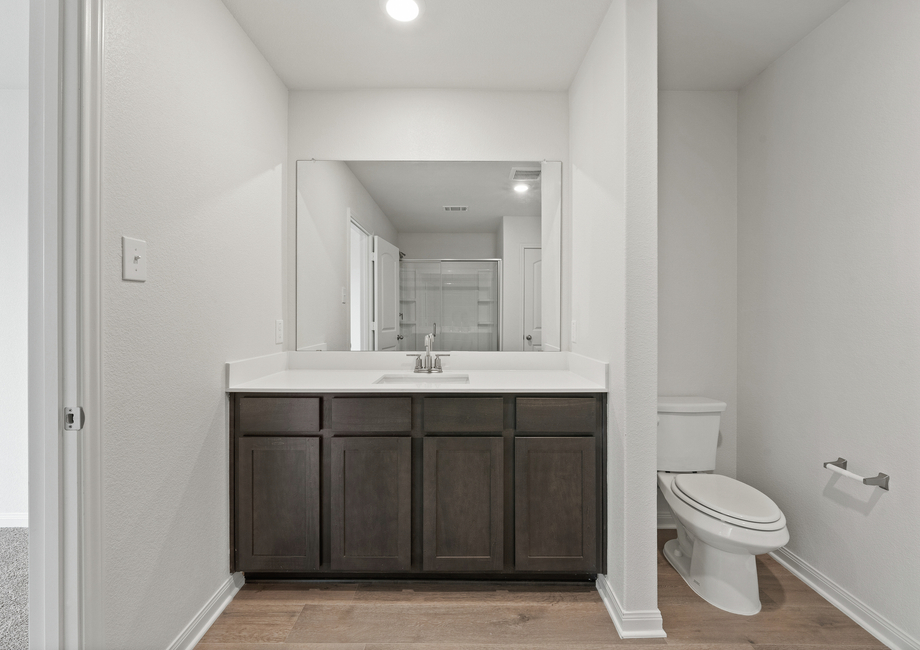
left=296, top=160, right=561, bottom=353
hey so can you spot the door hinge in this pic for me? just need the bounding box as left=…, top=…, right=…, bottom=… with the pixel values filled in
left=64, top=406, right=85, bottom=431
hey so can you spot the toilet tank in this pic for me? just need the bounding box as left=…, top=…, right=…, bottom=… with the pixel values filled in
left=657, top=396, right=727, bottom=472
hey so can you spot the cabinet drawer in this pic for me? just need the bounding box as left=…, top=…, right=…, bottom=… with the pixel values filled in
left=424, top=397, right=504, bottom=432
left=329, top=397, right=412, bottom=431
left=239, top=397, right=320, bottom=433
left=515, top=397, right=596, bottom=433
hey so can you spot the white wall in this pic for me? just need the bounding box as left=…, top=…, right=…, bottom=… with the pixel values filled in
left=286, top=89, right=570, bottom=351
left=541, top=161, right=563, bottom=352
left=738, top=0, right=920, bottom=645
left=569, top=0, right=660, bottom=632
left=296, top=160, right=397, bottom=351
left=499, top=216, right=541, bottom=351
left=101, top=0, right=287, bottom=646
left=0, top=0, right=29, bottom=527
left=658, top=91, right=738, bottom=481
left=397, top=232, right=497, bottom=260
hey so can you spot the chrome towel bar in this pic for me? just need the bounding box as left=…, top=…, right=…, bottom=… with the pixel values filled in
left=823, top=457, right=889, bottom=491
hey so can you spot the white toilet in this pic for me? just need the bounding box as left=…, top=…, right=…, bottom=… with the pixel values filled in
left=657, top=396, right=789, bottom=615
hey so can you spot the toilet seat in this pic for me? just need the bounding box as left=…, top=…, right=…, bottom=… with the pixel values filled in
left=672, top=474, right=785, bottom=531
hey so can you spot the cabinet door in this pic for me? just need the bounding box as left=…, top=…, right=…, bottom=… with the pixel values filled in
left=330, top=437, right=412, bottom=570
left=423, top=437, right=503, bottom=571
left=515, top=437, right=596, bottom=572
left=237, top=437, right=320, bottom=572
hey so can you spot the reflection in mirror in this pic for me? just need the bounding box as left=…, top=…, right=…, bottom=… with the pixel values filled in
left=296, top=161, right=561, bottom=352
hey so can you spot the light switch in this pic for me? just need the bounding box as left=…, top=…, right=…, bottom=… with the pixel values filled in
left=275, top=319, right=284, bottom=344
left=571, top=319, right=577, bottom=344
left=122, top=236, right=147, bottom=282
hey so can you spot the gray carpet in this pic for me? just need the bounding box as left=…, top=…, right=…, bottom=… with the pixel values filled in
left=0, top=528, right=28, bottom=650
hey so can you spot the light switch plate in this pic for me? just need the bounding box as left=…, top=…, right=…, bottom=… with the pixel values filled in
left=122, top=236, right=147, bottom=281
left=571, top=319, right=577, bottom=344
left=275, top=319, right=284, bottom=344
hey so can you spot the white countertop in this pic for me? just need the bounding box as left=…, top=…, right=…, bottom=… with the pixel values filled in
left=226, top=351, right=607, bottom=394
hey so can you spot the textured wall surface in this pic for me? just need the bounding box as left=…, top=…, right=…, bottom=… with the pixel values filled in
left=569, top=0, right=659, bottom=619
left=101, top=0, right=287, bottom=646
left=658, top=91, right=738, bottom=478
left=0, top=0, right=29, bottom=525
left=738, top=0, right=920, bottom=643
left=0, top=88, right=29, bottom=523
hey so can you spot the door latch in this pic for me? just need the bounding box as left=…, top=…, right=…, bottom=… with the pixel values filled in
left=64, top=407, right=85, bottom=431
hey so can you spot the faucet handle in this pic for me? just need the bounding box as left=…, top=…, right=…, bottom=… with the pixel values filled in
left=433, top=353, right=450, bottom=371
left=406, top=353, right=423, bottom=371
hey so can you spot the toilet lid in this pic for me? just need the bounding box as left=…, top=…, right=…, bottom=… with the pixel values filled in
left=673, top=474, right=782, bottom=524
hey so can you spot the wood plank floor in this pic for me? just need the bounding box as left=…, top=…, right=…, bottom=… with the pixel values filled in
left=197, top=531, right=885, bottom=649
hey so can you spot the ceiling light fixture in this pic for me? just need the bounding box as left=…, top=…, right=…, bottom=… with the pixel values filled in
left=385, top=0, right=420, bottom=22
left=514, top=183, right=529, bottom=193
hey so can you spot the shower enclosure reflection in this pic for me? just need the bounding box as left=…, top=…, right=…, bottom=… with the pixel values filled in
left=398, top=260, right=501, bottom=352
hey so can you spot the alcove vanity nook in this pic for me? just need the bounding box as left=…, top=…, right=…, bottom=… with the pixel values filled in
left=226, top=351, right=607, bottom=580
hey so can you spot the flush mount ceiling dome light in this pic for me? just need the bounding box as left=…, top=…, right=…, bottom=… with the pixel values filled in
left=385, top=0, right=421, bottom=22
left=514, top=183, right=529, bottom=193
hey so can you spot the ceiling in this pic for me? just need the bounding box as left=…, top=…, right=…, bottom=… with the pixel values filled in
left=6, top=0, right=852, bottom=95
left=346, top=161, right=542, bottom=233
left=658, top=0, right=848, bottom=90
left=219, top=0, right=614, bottom=91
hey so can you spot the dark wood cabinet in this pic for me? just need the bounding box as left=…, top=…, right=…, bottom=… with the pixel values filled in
left=230, top=392, right=604, bottom=578
left=514, top=436, right=597, bottom=572
left=516, top=397, right=597, bottom=433
left=330, top=436, right=412, bottom=570
left=239, top=397, right=320, bottom=433
left=424, top=397, right=504, bottom=432
left=423, top=437, right=503, bottom=571
left=236, top=436, right=320, bottom=572
left=329, top=397, right=411, bottom=431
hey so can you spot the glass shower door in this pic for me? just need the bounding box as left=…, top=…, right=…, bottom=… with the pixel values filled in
left=399, top=259, right=500, bottom=352
left=398, top=261, right=440, bottom=351
left=439, top=261, right=500, bottom=351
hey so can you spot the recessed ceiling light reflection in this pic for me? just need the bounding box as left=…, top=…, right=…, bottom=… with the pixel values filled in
left=514, top=183, right=529, bottom=193
left=385, top=0, right=420, bottom=21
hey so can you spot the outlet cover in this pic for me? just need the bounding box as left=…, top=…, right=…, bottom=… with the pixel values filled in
left=571, top=319, right=577, bottom=344
left=122, top=236, right=147, bottom=281
left=275, top=319, right=284, bottom=344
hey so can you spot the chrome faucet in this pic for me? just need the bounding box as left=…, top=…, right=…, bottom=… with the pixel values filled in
left=407, top=333, right=449, bottom=373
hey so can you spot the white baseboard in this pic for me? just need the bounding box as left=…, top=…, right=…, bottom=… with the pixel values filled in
left=596, top=573, right=666, bottom=639
left=0, top=513, right=29, bottom=527
left=770, top=548, right=918, bottom=650
left=167, top=572, right=244, bottom=650
left=657, top=511, right=676, bottom=529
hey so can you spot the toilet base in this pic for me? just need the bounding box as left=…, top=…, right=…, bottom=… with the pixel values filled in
left=663, top=538, right=762, bottom=616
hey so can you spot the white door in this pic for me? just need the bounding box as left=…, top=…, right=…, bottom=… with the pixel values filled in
left=374, top=236, right=400, bottom=350
left=523, top=247, right=542, bottom=351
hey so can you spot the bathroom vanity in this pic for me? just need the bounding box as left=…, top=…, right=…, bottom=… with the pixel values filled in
left=226, top=352, right=607, bottom=580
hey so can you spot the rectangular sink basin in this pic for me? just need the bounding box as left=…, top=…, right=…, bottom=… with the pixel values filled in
left=374, top=373, right=470, bottom=385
